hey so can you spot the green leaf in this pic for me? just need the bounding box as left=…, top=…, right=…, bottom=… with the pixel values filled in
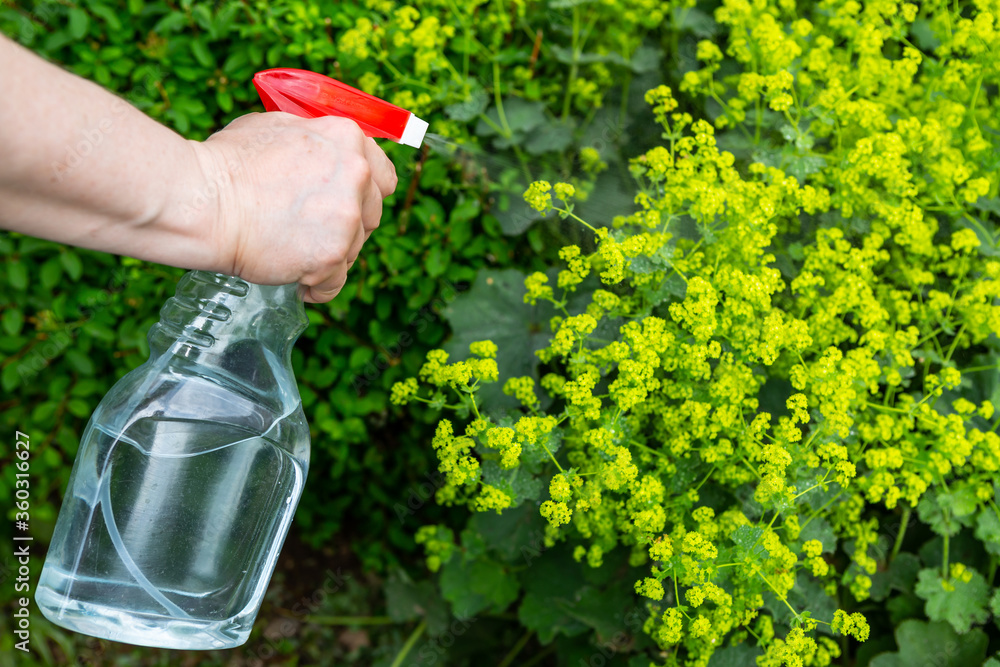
left=673, top=6, right=718, bottom=37
left=412, top=197, right=446, bottom=228
left=469, top=503, right=545, bottom=563
left=445, top=86, right=489, bottom=122
left=60, top=252, right=83, bottom=281
left=449, top=196, right=481, bottom=225
left=797, top=516, right=836, bottom=553
left=889, top=552, right=921, bottom=593
left=82, top=321, right=116, bottom=343
left=524, top=122, right=574, bottom=155
left=785, top=154, right=826, bottom=181
left=990, top=588, right=1000, bottom=616
left=89, top=4, right=122, bottom=31
left=173, top=66, right=203, bottom=82
left=2, top=309, right=24, bottom=337
left=869, top=620, right=987, bottom=667
left=549, top=45, right=628, bottom=66
left=67, top=398, right=91, bottom=419
left=516, top=549, right=595, bottom=645
left=731, top=525, right=768, bottom=564
left=1, top=362, right=21, bottom=393
left=68, top=7, right=90, bottom=40
left=469, top=559, right=519, bottom=608
left=481, top=460, right=544, bottom=506
left=519, top=591, right=588, bottom=643
left=708, top=644, right=763, bottom=667
left=629, top=242, right=674, bottom=275
left=560, top=585, right=634, bottom=638
left=442, top=269, right=545, bottom=408
left=190, top=38, right=214, bottom=68
left=975, top=509, right=1000, bottom=556
left=71, top=379, right=106, bottom=397
left=938, top=486, right=979, bottom=518
left=914, top=567, right=989, bottom=634
left=40, top=258, right=62, bottom=290
left=8, top=261, right=28, bottom=290
left=384, top=572, right=450, bottom=636
left=500, top=97, right=547, bottom=134
left=64, top=348, right=95, bottom=375
left=425, top=245, right=451, bottom=278
left=31, top=401, right=60, bottom=425
left=872, top=551, right=921, bottom=602
left=628, top=45, right=661, bottom=73
left=506, top=99, right=547, bottom=133
left=917, top=492, right=968, bottom=536
left=216, top=90, right=233, bottom=113
left=958, top=217, right=1000, bottom=256
left=438, top=559, right=484, bottom=619
left=910, top=19, right=942, bottom=51
left=440, top=557, right=517, bottom=619
left=764, top=573, right=837, bottom=628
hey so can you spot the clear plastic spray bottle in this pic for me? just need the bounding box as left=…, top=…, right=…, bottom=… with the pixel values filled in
left=35, top=69, right=427, bottom=650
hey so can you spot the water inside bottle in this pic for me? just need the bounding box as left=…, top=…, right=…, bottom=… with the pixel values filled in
left=36, top=417, right=304, bottom=648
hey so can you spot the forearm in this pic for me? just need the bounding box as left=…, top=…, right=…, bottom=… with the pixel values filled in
left=0, top=34, right=217, bottom=269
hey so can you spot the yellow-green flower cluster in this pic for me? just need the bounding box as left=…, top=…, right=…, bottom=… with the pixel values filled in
left=414, top=525, right=455, bottom=572
left=404, top=0, right=1000, bottom=661
left=831, top=610, right=871, bottom=642
left=503, top=376, right=539, bottom=409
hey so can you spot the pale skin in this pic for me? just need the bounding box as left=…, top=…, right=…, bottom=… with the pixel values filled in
left=0, top=34, right=398, bottom=303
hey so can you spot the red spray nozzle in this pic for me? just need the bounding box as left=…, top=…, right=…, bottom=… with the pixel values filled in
left=253, top=68, right=428, bottom=148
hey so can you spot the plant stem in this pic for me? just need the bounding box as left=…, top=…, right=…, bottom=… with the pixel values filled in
left=390, top=620, right=427, bottom=667
left=800, top=489, right=845, bottom=530
left=792, top=470, right=831, bottom=500
left=521, top=644, right=558, bottom=667
left=943, top=323, right=966, bottom=363
left=305, top=615, right=396, bottom=625
left=754, top=567, right=800, bottom=621
left=540, top=440, right=565, bottom=473
left=551, top=205, right=599, bottom=232
left=561, top=6, right=580, bottom=120
left=941, top=529, right=950, bottom=578
left=889, top=506, right=911, bottom=562
left=497, top=630, right=534, bottom=667
left=630, top=440, right=667, bottom=458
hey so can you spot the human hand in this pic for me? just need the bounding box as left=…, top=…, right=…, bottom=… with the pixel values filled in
left=184, top=112, right=398, bottom=303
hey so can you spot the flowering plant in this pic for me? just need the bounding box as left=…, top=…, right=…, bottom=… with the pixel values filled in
left=396, top=0, right=1000, bottom=664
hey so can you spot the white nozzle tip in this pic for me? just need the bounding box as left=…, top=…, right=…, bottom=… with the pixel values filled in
left=399, top=114, right=429, bottom=148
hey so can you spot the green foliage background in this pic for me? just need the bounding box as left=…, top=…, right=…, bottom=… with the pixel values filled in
left=0, top=0, right=664, bottom=663
left=3, top=0, right=1000, bottom=666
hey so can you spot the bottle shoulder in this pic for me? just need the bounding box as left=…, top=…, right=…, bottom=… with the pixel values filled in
left=96, top=353, right=307, bottom=444
left=149, top=272, right=306, bottom=358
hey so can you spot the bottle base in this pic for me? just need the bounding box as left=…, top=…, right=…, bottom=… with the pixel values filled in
left=36, top=585, right=250, bottom=650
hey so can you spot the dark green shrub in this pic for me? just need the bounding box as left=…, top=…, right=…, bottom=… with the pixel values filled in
left=0, top=0, right=670, bottom=662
